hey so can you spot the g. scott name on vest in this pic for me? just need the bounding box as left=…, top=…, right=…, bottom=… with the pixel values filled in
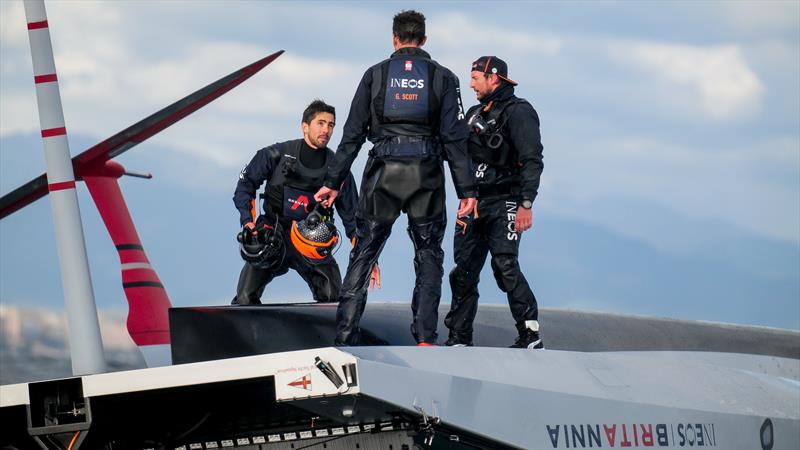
left=546, top=423, right=717, bottom=448
left=390, top=78, right=425, bottom=88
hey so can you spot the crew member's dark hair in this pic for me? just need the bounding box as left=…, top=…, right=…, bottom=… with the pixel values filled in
left=302, top=99, right=335, bottom=124
left=393, top=10, right=426, bottom=45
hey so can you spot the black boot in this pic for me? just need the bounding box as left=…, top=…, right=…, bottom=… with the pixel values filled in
left=510, top=321, right=544, bottom=349
left=444, top=335, right=473, bottom=347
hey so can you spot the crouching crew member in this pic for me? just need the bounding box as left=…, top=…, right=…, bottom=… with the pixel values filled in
left=444, top=57, right=545, bottom=349
left=315, top=10, right=477, bottom=345
left=232, top=100, right=359, bottom=305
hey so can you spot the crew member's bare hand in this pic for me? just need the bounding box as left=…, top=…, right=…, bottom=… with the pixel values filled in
left=244, top=221, right=257, bottom=236
left=457, top=197, right=477, bottom=218
left=515, top=207, right=533, bottom=233
left=314, top=186, right=339, bottom=208
left=369, top=263, right=381, bottom=290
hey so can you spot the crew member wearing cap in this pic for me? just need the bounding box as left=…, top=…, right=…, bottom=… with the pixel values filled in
left=444, top=56, right=545, bottom=349
left=232, top=100, right=362, bottom=305
left=314, top=10, right=477, bottom=346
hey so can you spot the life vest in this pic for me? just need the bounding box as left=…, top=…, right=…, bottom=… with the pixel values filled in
left=467, top=98, right=526, bottom=169
left=263, top=140, right=332, bottom=222
left=370, top=57, right=445, bottom=141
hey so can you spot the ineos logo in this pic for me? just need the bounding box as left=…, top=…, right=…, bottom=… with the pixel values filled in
left=475, top=163, right=488, bottom=179
left=506, top=201, right=518, bottom=241
left=390, top=78, right=425, bottom=89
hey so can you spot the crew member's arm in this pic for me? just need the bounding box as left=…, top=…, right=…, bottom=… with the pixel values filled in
left=232, top=146, right=279, bottom=227
left=439, top=69, right=477, bottom=217
left=333, top=171, right=359, bottom=241
left=316, top=68, right=374, bottom=206
left=506, top=102, right=544, bottom=233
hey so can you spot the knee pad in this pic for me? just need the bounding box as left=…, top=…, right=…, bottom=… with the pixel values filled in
left=314, top=287, right=338, bottom=303
left=311, top=270, right=341, bottom=303
left=449, top=265, right=473, bottom=299
left=491, top=255, right=520, bottom=293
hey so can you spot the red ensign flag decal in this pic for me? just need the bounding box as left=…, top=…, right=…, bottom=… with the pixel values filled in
left=288, top=374, right=312, bottom=390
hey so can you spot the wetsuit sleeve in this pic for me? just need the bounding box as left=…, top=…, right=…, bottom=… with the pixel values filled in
left=507, top=102, right=544, bottom=203
left=324, top=69, right=373, bottom=189
left=233, top=146, right=278, bottom=226
left=333, top=171, right=359, bottom=240
left=439, top=70, right=476, bottom=198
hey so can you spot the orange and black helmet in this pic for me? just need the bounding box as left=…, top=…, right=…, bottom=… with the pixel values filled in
left=289, top=207, right=339, bottom=260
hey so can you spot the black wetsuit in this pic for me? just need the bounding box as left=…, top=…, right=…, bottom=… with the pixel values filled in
left=232, top=139, right=358, bottom=304
left=324, top=47, right=476, bottom=345
left=444, top=84, right=544, bottom=343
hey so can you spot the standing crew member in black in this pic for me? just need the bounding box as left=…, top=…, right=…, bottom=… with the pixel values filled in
left=315, top=10, right=477, bottom=346
left=232, top=100, right=359, bottom=305
left=444, top=57, right=545, bottom=349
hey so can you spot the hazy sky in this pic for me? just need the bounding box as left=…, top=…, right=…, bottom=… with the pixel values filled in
left=1, top=1, right=798, bottom=329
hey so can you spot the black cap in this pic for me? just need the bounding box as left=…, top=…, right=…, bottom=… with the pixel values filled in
left=471, top=56, right=517, bottom=86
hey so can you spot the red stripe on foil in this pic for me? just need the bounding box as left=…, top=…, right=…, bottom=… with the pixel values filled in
left=27, top=20, right=48, bottom=30
left=48, top=181, right=76, bottom=192
left=41, top=127, right=66, bottom=138
left=35, top=74, right=58, bottom=84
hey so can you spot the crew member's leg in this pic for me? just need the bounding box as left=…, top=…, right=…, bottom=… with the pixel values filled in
left=405, top=160, right=446, bottom=344
left=232, top=262, right=288, bottom=305
left=485, top=198, right=542, bottom=348
left=335, top=216, right=393, bottom=344
left=444, top=212, right=489, bottom=346
left=407, top=218, right=446, bottom=344
left=293, top=256, right=342, bottom=303
left=232, top=215, right=289, bottom=305
left=335, top=157, right=400, bottom=345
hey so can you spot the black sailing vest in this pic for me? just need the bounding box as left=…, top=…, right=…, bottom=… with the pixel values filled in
left=467, top=98, right=525, bottom=169
left=264, top=140, right=333, bottom=222
left=370, top=56, right=444, bottom=140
